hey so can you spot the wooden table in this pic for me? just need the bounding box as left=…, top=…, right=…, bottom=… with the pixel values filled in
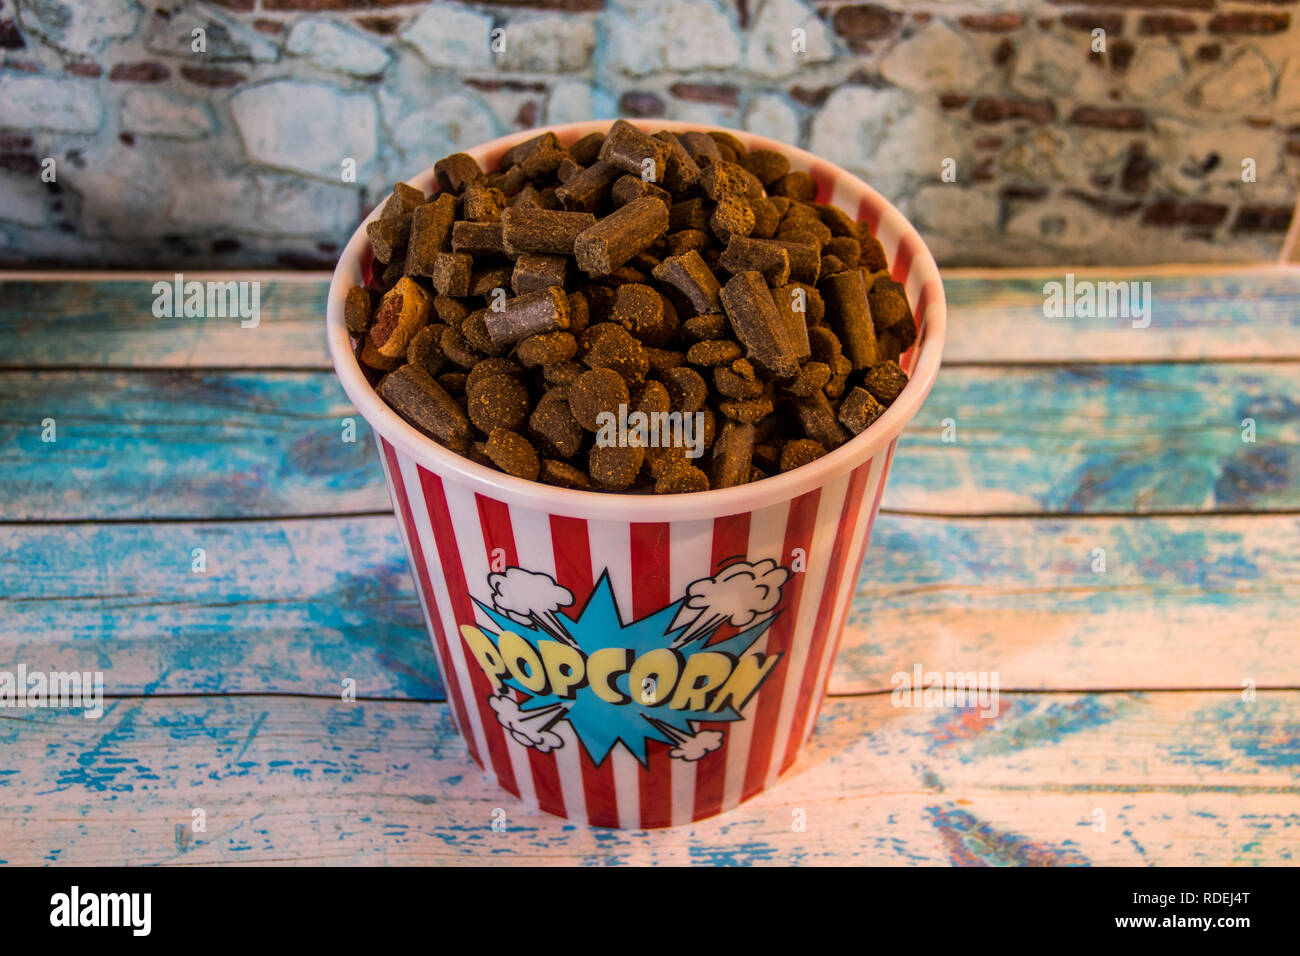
left=2, top=266, right=1297, bottom=866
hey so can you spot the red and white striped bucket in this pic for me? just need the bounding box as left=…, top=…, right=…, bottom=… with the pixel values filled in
left=328, top=121, right=947, bottom=828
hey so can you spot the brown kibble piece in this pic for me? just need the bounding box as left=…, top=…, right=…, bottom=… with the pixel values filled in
left=719, top=235, right=791, bottom=286
left=407, top=324, right=448, bottom=377
left=451, top=219, right=507, bottom=256
left=380, top=182, right=426, bottom=218
left=344, top=285, right=372, bottom=335
left=516, top=330, right=578, bottom=368
left=699, top=160, right=751, bottom=201
left=771, top=170, right=817, bottom=201
left=589, top=443, right=645, bottom=491
left=610, top=283, right=675, bottom=345
left=863, top=359, right=909, bottom=405
left=465, top=357, right=524, bottom=393
left=379, top=363, right=470, bottom=452
left=543, top=360, right=585, bottom=386
left=714, top=364, right=765, bottom=399
left=867, top=286, right=912, bottom=333
left=432, top=252, right=473, bottom=297
left=440, top=324, right=484, bottom=369
left=574, top=197, right=669, bottom=276
left=719, top=395, right=773, bottom=424
left=501, top=206, right=598, bottom=257
left=568, top=367, right=629, bottom=431
left=779, top=438, right=826, bottom=472
left=781, top=361, right=831, bottom=397
left=740, top=149, right=791, bottom=188
left=720, top=271, right=799, bottom=379
left=484, top=286, right=571, bottom=348
left=686, top=339, right=743, bottom=367
left=824, top=236, right=863, bottom=267
left=655, top=464, right=709, bottom=494
left=405, top=195, right=457, bottom=277
left=461, top=309, right=508, bottom=356
left=597, top=119, right=669, bottom=184
left=511, top=253, right=569, bottom=294
left=529, top=387, right=584, bottom=458
left=540, top=459, right=593, bottom=489
left=437, top=370, right=468, bottom=394
left=463, top=184, right=506, bottom=221
left=366, top=214, right=412, bottom=262
left=485, top=428, right=540, bottom=481
left=838, top=386, right=886, bottom=435
left=466, top=372, right=530, bottom=434
left=652, top=130, right=702, bottom=195
left=580, top=322, right=649, bottom=384
left=569, top=131, right=606, bottom=166
left=819, top=269, right=879, bottom=370
left=793, top=392, right=850, bottom=448
left=370, top=277, right=432, bottom=358
left=611, top=174, right=673, bottom=208
left=860, top=234, right=888, bottom=272
left=679, top=131, right=723, bottom=165
left=633, top=379, right=671, bottom=416
left=683, top=314, right=728, bottom=340
left=434, top=153, right=483, bottom=193
left=709, top=197, right=755, bottom=244
left=433, top=294, right=469, bottom=326
left=709, top=420, right=755, bottom=489
left=651, top=249, right=722, bottom=315
left=660, top=366, right=707, bottom=413
left=555, top=160, right=621, bottom=214
left=359, top=337, right=402, bottom=372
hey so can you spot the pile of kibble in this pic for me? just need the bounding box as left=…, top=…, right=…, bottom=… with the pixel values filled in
left=345, top=120, right=915, bottom=493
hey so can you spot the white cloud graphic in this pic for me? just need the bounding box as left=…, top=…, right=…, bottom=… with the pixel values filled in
left=669, top=559, right=790, bottom=647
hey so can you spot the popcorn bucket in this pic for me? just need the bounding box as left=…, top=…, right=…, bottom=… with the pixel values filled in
left=327, top=121, right=947, bottom=828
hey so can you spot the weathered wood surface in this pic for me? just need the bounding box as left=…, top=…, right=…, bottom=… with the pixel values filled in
left=4, top=514, right=1297, bottom=698
left=4, top=268, right=1298, bottom=368
left=940, top=266, right=1300, bottom=363
left=3, top=362, right=1296, bottom=520
left=4, top=270, right=1297, bottom=866
left=0, top=277, right=330, bottom=369
left=1, top=692, right=1294, bottom=866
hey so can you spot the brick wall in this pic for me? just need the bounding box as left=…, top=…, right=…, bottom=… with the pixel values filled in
left=0, top=0, right=1296, bottom=268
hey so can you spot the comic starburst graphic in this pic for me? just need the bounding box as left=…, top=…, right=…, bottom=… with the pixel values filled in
left=472, top=570, right=780, bottom=767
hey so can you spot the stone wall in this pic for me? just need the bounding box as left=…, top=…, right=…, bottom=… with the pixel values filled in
left=0, top=0, right=1296, bottom=269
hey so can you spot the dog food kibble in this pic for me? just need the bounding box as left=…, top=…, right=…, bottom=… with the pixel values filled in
left=485, top=428, right=540, bottom=481
left=348, top=123, right=917, bottom=492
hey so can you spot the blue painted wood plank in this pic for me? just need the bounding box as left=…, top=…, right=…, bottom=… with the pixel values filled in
left=4, top=269, right=1298, bottom=368
left=3, top=513, right=1295, bottom=698
left=0, top=518, right=439, bottom=700
left=2, top=692, right=1295, bottom=864
left=0, top=277, right=329, bottom=368
left=1, top=363, right=1295, bottom=520
left=941, top=266, right=1300, bottom=362
left=0, top=370, right=382, bottom=520
left=889, top=362, right=1300, bottom=514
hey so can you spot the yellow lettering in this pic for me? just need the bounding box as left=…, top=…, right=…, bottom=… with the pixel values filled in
left=587, top=647, right=633, bottom=704
left=669, top=652, right=734, bottom=711
left=709, top=653, right=781, bottom=713
left=538, top=640, right=586, bottom=699
left=499, top=631, right=548, bottom=694
left=628, top=648, right=682, bottom=707
left=460, top=625, right=508, bottom=693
